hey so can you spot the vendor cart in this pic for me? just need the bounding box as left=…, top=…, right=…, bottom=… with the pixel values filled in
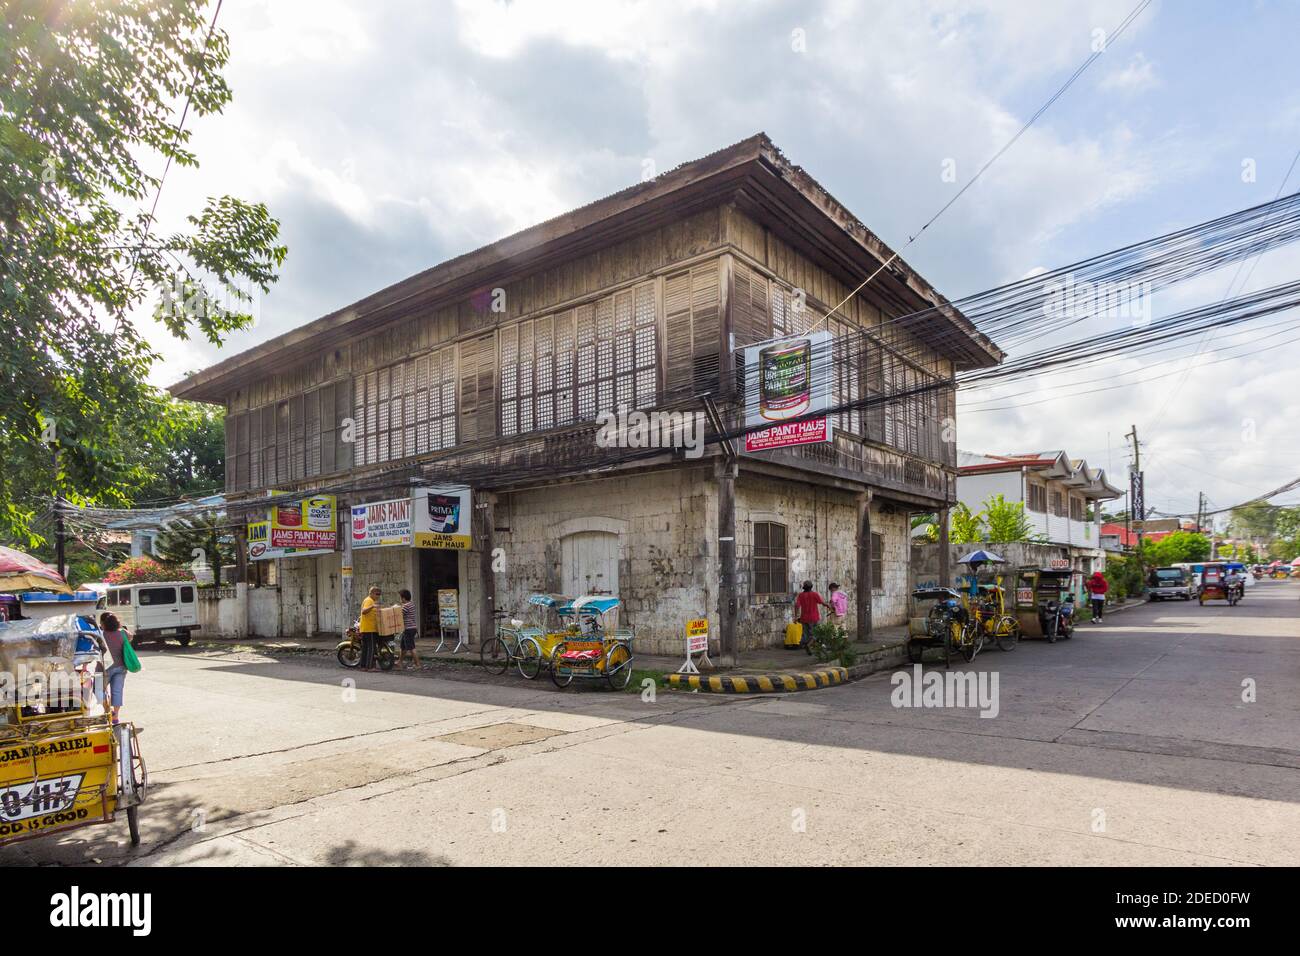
left=1014, top=566, right=1080, bottom=642
left=1, top=613, right=147, bottom=848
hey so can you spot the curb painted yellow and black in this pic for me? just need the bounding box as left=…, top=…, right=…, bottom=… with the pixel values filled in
left=667, top=666, right=848, bottom=694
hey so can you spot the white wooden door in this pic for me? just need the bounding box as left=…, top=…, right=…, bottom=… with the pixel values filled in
left=562, top=531, right=619, bottom=597
left=316, top=553, right=343, bottom=634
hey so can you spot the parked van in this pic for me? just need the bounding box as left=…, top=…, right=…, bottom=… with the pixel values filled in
left=1147, top=567, right=1193, bottom=601
left=103, top=582, right=199, bottom=646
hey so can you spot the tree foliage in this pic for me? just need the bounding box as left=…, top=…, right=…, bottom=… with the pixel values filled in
left=982, top=494, right=1037, bottom=544
left=1144, top=531, right=1211, bottom=566
left=0, top=1, right=284, bottom=544
left=949, top=503, right=983, bottom=545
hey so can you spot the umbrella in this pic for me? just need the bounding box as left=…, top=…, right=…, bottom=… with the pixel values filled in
left=957, top=549, right=1006, bottom=565
left=1291, top=558, right=1300, bottom=567
left=0, top=545, right=72, bottom=594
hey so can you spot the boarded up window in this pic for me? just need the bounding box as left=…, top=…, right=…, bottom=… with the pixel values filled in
left=664, top=262, right=719, bottom=395
left=458, top=333, right=495, bottom=444
left=732, top=260, right=771, bottom=347
left=830, top=318, right=862, bottom=437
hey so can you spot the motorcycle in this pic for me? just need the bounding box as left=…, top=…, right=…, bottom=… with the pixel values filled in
left=1039, top=595, right=1075, bottom=643
left=336, top=622, right=396, bottom=670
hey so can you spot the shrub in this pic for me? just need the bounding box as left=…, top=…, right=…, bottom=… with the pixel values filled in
left=807, top=621, right=856, bottom=667
left=104, top=555, right=194, bottom=585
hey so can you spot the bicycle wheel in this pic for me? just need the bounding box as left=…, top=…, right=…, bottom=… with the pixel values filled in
left=961, top=624, right=982, bottom=663
left=550, top=642, right=575, bottom=688
left=605, top=642, right=633, bottom=691
left=994, top=615, right=1019, bottom=651
left=516, top=637, right=543, bottom=680
left=480, top=636, right=511, bottom=676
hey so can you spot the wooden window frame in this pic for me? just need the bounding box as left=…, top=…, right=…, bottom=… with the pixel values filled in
left=752, top=521, right=789, bottom=598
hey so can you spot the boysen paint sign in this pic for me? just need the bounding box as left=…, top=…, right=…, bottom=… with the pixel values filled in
left=269, top=493, right=337, bottom=550
left=351, top=497, right=413, bottom=549
left=742, top=331, right=833, bottom=453
left=412, top=486, right=472, bottom=550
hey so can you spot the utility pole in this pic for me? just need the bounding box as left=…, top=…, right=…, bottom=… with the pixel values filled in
left=1196, top=492, right=1205, bottom=534
left=1127, top=425, right=1143, bottom=553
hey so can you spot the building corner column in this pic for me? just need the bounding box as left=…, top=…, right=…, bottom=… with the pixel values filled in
left=716, top=457, right=738, bottom=667
left=857, top=491, right=873, bottom=640
left=477, top=491, right=497, bottom=648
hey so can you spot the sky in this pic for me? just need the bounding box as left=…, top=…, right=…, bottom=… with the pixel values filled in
left=145, top=0, right=1300, bottom=523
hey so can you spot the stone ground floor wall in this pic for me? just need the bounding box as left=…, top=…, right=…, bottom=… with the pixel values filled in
left=493, top=467, right=715, bottom=656
left=236, top=466, right=916, bottom=654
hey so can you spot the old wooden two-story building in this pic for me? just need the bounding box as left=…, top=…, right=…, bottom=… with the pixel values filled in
left=171, top=134, right=1002, bottom=658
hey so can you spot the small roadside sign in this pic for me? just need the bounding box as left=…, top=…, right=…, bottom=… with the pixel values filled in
left=678, top=618, right=712, bottom=674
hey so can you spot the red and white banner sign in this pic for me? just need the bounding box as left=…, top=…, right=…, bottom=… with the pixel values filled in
left=744, top=417, right=829, bottom=453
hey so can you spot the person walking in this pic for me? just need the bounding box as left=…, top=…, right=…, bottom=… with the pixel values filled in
left=828, top=582, right=848, bottom=620
left=97, top=612, right=132, bottom=724
left=794, top=580, right=830, bottom=653
left=359, top=586, right=382, bottom=671
left=398, top=588, right=420, bottom=669
left=1085, top=571, right=1109, bottom=623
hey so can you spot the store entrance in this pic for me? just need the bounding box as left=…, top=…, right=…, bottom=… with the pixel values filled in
left=418, top=548, right=460, bottom=639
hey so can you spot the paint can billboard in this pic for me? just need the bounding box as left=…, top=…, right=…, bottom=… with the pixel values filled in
left=742, top=331, right=833, bottom=452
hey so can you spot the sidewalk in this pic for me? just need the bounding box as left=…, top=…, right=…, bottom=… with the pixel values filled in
left=191, top=624, right=912, bottom=690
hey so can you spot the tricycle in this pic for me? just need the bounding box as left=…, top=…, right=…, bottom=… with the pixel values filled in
left=907, top=587, right=969, bottom=667
left=548, top=596, right=635, bottom=690
left=1198, top=564, right=1242, bottom=605
left=1, top=613, right=147, bottom=849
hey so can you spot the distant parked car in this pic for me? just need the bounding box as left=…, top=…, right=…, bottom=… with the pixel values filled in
left=103, top=581, right=200, bottom=646
left=1147, top=566, right=1193, bottom=601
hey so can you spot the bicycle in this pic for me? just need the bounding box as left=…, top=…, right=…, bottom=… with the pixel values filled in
left=479, top=610, right=545, bottom=680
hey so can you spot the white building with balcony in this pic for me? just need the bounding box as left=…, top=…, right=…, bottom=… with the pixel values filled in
left=956, top=450, right=1123, bottom=574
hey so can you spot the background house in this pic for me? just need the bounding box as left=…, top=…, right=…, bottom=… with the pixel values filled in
left=957, top=450, right=1121, bottom=575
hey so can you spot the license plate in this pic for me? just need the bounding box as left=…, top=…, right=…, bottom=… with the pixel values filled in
left=163, top=628, right=177, bottom=635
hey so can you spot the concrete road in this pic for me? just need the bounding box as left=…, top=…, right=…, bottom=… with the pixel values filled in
left=4, top=579, right=1298, bottom=866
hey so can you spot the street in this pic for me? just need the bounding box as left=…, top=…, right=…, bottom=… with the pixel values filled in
left=4, top=580, right=1297, bottom=867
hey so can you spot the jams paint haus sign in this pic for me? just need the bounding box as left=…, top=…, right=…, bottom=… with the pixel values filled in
left=350, top=497, right=413, bottom=549
left=741, top=331, right=833, bottom=453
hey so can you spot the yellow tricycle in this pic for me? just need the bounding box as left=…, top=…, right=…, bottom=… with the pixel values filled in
left=548, top=596, right=635, bottom=691
left=1, top=613, right=147, bottom=850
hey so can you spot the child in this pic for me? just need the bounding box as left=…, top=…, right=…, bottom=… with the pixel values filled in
left=398, top=588, right=420, bottom=668
left=828, top=582, right=848, bottom=619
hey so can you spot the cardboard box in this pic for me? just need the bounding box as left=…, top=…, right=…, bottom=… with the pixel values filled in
left=378, top=605, right=404, bottom=637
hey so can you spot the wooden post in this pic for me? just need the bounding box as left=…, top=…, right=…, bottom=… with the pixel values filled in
left=857, top=491, right=873, bottom=640
left=938, top=506, right=951, bottom=588
left=233, top=523, right=248, bottom=588
left=477, top=491, right=496, bottom=648
left=716, top=458, right=738, bottom=667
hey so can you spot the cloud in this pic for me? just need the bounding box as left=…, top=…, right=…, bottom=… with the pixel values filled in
left=1099, top=52, right=1159, bottom=93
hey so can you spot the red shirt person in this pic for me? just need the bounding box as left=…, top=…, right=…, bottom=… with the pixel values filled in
left=1085, top=571, right=1109, bottom=623
left=794, top=581, right=829, bottom=628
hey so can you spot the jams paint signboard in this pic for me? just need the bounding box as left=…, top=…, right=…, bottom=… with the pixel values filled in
left=412, top=486, right=472, bottom=550
left=247, top=519, right=334, bottom=561
left=268, top=492, right=338, bottom=550
left=350, top=497, right=413, bottom=549
left=741, top=331, right=833, bottom=453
